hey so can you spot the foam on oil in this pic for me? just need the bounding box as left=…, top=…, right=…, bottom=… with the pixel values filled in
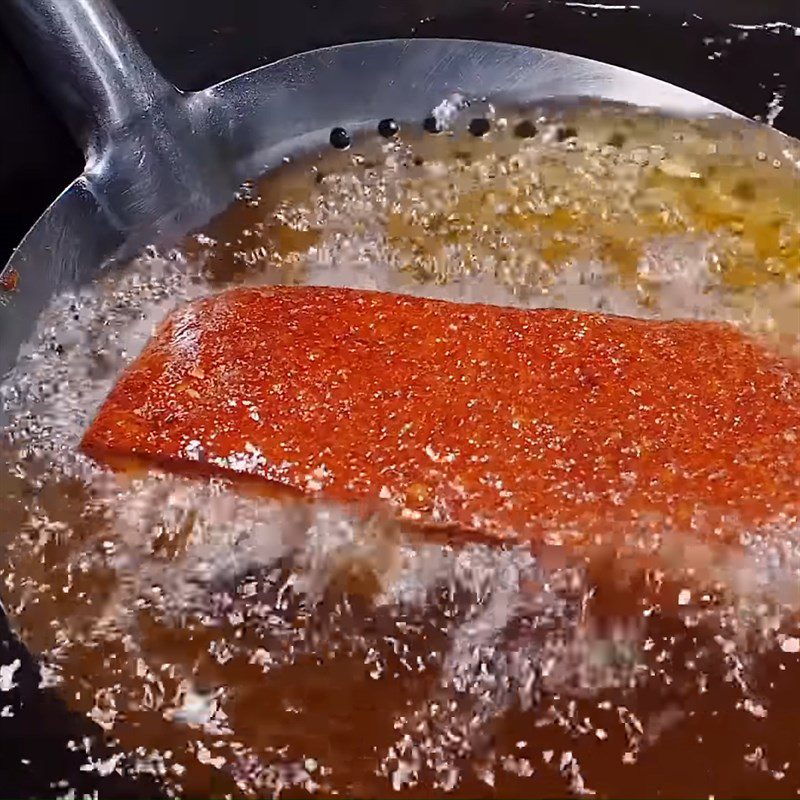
left=1, top=102, right=799, bottom=798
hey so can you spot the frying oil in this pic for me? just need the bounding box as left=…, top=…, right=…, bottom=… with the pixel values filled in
left=1, top=101, right=799, bottom=798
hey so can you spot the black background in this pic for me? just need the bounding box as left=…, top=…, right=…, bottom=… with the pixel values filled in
left=0, top=1, right=798, bottom=796
left=0, top=0, right=797, bottom=267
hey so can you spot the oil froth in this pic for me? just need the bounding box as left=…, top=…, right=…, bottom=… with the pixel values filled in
left=0, top=102, right=799, bottom=797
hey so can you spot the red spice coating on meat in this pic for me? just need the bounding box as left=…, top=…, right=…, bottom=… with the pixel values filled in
left=82, top=286, right=800, bottom=542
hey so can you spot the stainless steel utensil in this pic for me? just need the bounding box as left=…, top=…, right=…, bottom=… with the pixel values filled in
left=0, top=0, right=740, bottom=378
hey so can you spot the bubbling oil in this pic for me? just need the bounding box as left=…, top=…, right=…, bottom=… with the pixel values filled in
left=1, top=101, right=799, bottom=798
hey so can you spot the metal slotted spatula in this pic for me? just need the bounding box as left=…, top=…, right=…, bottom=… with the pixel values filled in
left=0, top=0, right=738, bottom=376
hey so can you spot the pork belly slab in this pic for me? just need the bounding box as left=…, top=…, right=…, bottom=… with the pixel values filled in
left=82, top=286, right=800, bottom=541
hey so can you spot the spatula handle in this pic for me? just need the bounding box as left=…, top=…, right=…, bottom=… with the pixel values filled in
left=0, top=0, right=176, bottom=161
